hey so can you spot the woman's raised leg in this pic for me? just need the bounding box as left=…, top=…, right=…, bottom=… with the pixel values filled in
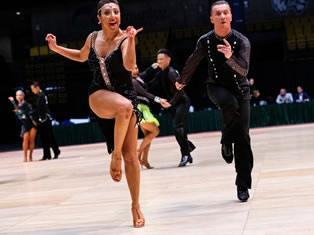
left=89, top=90, right=133, bottom=182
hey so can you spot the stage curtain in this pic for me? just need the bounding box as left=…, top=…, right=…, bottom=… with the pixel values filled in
left=51, top=102, right=314, bottom=146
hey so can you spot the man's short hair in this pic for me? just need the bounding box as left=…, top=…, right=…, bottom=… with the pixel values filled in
left=156, top=48, right=171, bottom=58
left=31, top=81, right=40, bottom=87
left=210, top=0, right=231, bottom=15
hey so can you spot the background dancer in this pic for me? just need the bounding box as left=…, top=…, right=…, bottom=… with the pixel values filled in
left=131, top=64, right=166, bottom=169
left=31, top=81, right=61, bottom=161
left=141, top=49, right=196, bottom=167
left=176, top=0, right=254, bottom=201
left=45, top=0, right=145, bottom=227
left=8, top=90, right=37, bottom=162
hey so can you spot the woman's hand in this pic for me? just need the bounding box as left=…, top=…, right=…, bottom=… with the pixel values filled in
left=8, top=97, right=14, bottom=102
left=45, top=33, right=58, bottom=52
left=123, top=26, right=143, bottom=39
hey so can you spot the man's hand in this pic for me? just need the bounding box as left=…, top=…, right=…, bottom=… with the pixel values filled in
left=175, top=81, right=185, bottom=90
left=151, top=62, right=159, bottom=69
left=217, top=39, right=232, bottom=59
left=160, top=100, right=171, bottom=108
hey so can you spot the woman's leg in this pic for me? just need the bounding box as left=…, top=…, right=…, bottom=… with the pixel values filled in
left=89, top=90, right=133, bottom=182
left=137, top=127, right=148, bottom=162
left=138, top=123, right=159, bottom=169
left=137, top=122, right=159, bottom=158
left=141, top=143, right=152, bottom=168
left=122, top=115, right=144, bottom=228
left=22, top=132, right=30, bottom=162
left=29, top=127, right=37, bottom=162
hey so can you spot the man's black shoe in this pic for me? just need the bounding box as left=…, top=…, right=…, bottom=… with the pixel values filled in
left=40, top=156, right=51, bottom=161
left=237, top=186, right=250, bottom=202
left=53, top=150, right=61, bottom=159
left=221, top=144, right=233, bottom=164
left=178, top=155, right=193, bottom=167
left=188, top=140, right=196, bottom=153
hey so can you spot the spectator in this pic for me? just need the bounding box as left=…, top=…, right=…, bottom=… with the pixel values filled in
left=276, top=88, right=293, bottom=104
left=251, top=89, right=267, bottom=107
left=249, top=78, right=256, bottom=97
left=294, top=86, right=311, bottom=102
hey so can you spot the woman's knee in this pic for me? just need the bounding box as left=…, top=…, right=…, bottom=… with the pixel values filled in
left=116, top=101, right=133, bottom=119
left=123, top=152, right=138, bottom=166
left=23, top=132, right=30, bottom=140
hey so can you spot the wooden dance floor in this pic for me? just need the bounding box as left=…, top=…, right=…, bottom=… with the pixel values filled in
left=1, top=123, right=314, bottom=234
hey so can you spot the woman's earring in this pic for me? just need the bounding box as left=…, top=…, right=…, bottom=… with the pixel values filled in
left=98, top=21, right=101, bottom=24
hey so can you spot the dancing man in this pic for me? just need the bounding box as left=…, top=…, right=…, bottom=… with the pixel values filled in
left=45, top=0, right=145, bottom=227
left=176, top=0, right=254, bottom=201
left=31, top=81, right=61, bottom=160
left=141, top=49, right=196, bottom=167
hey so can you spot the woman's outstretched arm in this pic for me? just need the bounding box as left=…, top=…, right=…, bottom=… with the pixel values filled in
left=45, top=33, right=92, bottom=62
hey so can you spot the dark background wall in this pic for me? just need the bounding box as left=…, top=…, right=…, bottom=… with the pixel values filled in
left=1, top=0, right=314, bottom=148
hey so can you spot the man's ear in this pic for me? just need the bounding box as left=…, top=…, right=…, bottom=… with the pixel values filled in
left=210, top=16, right=214, bottom=24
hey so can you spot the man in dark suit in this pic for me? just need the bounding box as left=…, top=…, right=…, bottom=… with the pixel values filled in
left=140, top=49, right=196, bottom=167
left=30, top=81, right=60, bottom=160
left=294, top=86, right=311, bottom=103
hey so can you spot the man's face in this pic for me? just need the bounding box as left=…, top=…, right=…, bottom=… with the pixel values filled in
left=31, top=85, right=40, bottom=95
left=157, top=53, right=170, bottom=70
left=249, top=79, right=254, bottom=86
left=210, top=4, right=232, bottom=28
left=280, top=89, right=286, bottom=96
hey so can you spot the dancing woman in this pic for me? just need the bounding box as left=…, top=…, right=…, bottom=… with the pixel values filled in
left=131, top=65, right=166, bottom=169
left=8, top=90, right=37, bottom=162
left=45, top=0, right=144, bottom=227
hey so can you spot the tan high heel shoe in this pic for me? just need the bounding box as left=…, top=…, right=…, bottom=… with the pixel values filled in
left=140, top=160, right=154, bottom=169
left=131, top=207, right=145, bottom=228
left=110, top=151, right=122, bottom=182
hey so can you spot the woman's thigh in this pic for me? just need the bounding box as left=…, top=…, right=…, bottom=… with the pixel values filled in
left=89, top=89, right=132, bottom=119
left=140, top=122, right=159, bottom=134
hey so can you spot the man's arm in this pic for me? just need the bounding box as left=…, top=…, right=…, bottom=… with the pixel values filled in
left=169, top=70, right=184, bottom=105
left=145, top=71, right=161, bottom=90
left=225, top=37, right=251, bottom=77
left=139, top=64, right=159, bottom=81
left=177, top=37, right=206, bottom=86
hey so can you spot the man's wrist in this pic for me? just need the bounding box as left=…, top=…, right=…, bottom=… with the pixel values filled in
left=154, top=96, right=161, bottom=103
